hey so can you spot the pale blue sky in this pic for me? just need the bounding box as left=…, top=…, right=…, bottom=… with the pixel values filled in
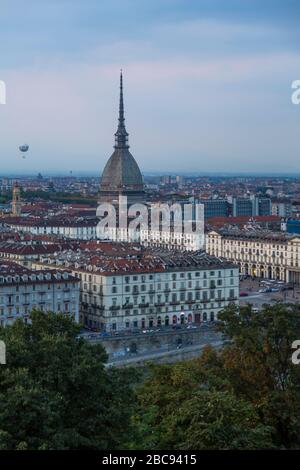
left=0, top=0, right=299, bottom=174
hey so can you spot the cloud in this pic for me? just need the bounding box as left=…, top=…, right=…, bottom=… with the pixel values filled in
left=0, top=12, right=299, bottom=173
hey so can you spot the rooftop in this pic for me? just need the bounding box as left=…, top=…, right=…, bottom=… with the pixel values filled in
left=36, top=242, right=238, bottom=276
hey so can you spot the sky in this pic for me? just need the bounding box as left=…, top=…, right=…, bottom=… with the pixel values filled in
left=0, top=0, right=299, bottom=175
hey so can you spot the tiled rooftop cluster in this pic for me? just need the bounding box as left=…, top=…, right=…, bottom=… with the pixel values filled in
left=0, top=261, right=77, bottom=285
left=0, top=240, right=80, bottom=256
left=37, top=241, right=236, bottom=275
left=2, top=215, right=98, bottom=227
left=216, top=227, right=295, bottom=242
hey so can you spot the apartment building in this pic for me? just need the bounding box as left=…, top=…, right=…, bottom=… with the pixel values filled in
left=0, top=262, right=80, bottom=326
left=33, top=248, right=239, bottom=331
left=206, top=229, right=300, bottom=283
left=3, top=217, right=99, bottom=240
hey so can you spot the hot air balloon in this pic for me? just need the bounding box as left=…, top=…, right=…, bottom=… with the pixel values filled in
left=19, top=144, right=29, bottom=159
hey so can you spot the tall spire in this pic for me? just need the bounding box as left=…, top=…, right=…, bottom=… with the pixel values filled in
left=114, top=70, right=129, bottom=149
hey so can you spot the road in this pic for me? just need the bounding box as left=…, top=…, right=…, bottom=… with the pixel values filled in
left=106, top=339, right=223, bottom=367
left=239, top=278, right=300, bottom=308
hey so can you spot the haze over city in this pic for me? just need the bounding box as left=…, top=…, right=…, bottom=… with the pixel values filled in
left=0, top=0, right=299, bottom=174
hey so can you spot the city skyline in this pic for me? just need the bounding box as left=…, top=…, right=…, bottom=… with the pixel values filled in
left=0, top=0, right=299, bottom=174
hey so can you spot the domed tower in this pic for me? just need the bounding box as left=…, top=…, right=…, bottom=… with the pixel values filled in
left=12, top=182, right=22, bottom=216
left=99, top=71, right=145, bottom=205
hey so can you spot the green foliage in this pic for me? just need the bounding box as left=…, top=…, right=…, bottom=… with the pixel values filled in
left=0, top=310, right=137, bottom=450
left=218, top=303, right=300, bottom=447
left=0, top=303, right=299, bottom=450
left=132, top=303, right=300, bottom=450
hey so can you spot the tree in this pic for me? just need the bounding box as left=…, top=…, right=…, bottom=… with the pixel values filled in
left=132, top=303, right=300, bottom=450
left=0, top=310, right=137, bottom=450
left=218, top=303, right=300, bottom=447
left=132, top=351, right=273, bottom=450
left=166, top=390, right=274, bottom=450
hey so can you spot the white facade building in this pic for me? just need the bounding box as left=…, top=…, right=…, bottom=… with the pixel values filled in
left=206, top=229, right=300, bottom=283
left=3, top=218, right=98, bottom=240
left=0, top=262, right=80, bottom=326
left=33, top=250, right=239, bottom=332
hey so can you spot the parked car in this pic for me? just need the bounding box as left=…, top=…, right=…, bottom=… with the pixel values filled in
left=240, top=292, right=249, bottom=297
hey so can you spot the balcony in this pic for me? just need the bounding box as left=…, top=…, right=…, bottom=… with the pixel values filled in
left=109, top=305, right=120, bottom=311
left=170, top=301, right=179, bottom=305
left=123, top=303, right=133, bottom=309
left=91, top=304, right=104, bottom=310
left=139, top=303, right=149, bottom=308
left=154, top=302, right=165, bottom=307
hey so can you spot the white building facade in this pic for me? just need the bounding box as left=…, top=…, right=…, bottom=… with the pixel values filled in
left=0, top=263, right=80, bottom=326
left=206, top=229, right=300, bottom=283
left=34, top=252, right=239, bottom=331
